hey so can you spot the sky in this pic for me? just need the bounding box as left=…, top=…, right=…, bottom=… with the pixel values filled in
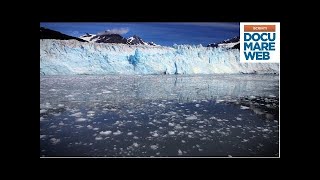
left=40, top=22, right=239, bottom=46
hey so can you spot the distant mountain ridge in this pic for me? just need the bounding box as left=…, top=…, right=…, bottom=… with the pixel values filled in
left=207, top=36, right=240, bottom=50
left=40, top=27, right=87, bottom=42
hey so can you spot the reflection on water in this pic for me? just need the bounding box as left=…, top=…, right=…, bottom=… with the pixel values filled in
left=40, top=75, right=279, bottom=157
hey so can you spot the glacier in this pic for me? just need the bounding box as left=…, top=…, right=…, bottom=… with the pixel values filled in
left=40, top=39, right=279, bottom=75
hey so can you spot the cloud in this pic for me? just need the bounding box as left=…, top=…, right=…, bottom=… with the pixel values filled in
left=98, top=28, right=129, bottom=35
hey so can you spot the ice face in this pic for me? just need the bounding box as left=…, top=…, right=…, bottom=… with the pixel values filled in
left=40, top=74, right=279, bottom=157
left=40, top=39, right=279, bottom=75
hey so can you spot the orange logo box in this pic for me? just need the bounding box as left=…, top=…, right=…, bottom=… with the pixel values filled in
left=244, top=25, right=275, bottom=32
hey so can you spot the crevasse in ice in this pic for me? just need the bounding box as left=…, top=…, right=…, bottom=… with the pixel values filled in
left=40, top=39, right=279, bottom=75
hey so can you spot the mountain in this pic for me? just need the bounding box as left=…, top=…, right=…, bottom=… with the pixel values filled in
left=40, top=39, right=279, bottom=75
left=127, top=35, right=149, bottom=45
left=90, top=34, right=128, bottom=44
left=79, top=33, right=95, bottom=42
left=79, top=33, right=158, bottom=46
left=207, top=36, right=240, bottom=49
left=40, top=27, right=87, bottom=42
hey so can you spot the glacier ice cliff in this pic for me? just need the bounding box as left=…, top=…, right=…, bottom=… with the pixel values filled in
left=40, top=39, right=279, bottom=75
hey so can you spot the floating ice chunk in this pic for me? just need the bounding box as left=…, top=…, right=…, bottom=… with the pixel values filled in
left=199, top=126, right=204, bottom=128
left=240, top=106, right=250, bottom=110
left=40, top=117, right=44, bottom=121
left=249, top=96, right=256, bottom=99
left=211, top=130, right=215, bottom=133
left=58, top=122, right=64, bottom=126
left=269, top=95, right=276, bottom=98
left=127, top=132, right=133, bottom=136
left=87, top=111, right=95, bottom=114
left=76, top=118, right=86, bottom=122
left=236, top=117, right=242, bottom=120
left=87, top=125, right=93, bottom=129
left=185, top=115, right=197, bottom=120
left=102, top=90, right=112, bottom=94
left=178, top=149, right=183, bottom=155
left=188, top=135, right=193, bottom=138
left=133, top=143, right=139, bottom=148
left=40, top=135, right=46, bottom=139
left=95, top=136, right=103, bottom=140
left=152, top=132, right=159, bottom=137
left=195, top=104, right=200, bottom=107
left=150, top=145, right=158, bottom=150
left=158, top=104, right=166, bottom=108
left=71, top=112, right=82, bottom=117
left=228, top=155, right=232, bottom=157
left=174, top=124, right=183, bottom=130
left=242, top=139, right=249, bottom=142
left=93, top=128, right=99, bottom=131
left=40, top=109, right=47, bottom=114
left=58, top=104, right=64, bottom=107
left=168, top=131, right=175, bottom=135
left=49, top=125, right=57, bottom=128
left=216, top=100, right=224, bottom=103
left=100, top=131, right=112, bottom=136
left=168, top=123, right=175, bottom=126
left=195, top=130, right=202, bottom=133
left=133, top=136, right=139, bottom=139
left=113, top=130, right=122, bottom=135
left=50, top=138, right=60, bottom=145
left=181, top=140, right=186, bottom=143
left=262, top=129, right=269, bottom=132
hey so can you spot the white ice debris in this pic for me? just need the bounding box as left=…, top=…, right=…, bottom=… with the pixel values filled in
left=185, top=115, right=197, bottom=120
left=195, top=104, right=200, bottom=107
left=240, top=106, right=250, bottom=110
left=95, top=136, right=103, bottom=140
left=87, top=125, right=93, bottom=129
left=133, top=143, right=139, bottom=147
left=93, top=128, right=99, bottom=131
left=178, top=149, right=183, bottom=155
left=100, top=131, right=112, bottom=136
left=113, top=130, right=122, bottom=135
left=127, top=132, right=133, bottom=136
left=71, top=112, right=82, bottom=117
left=151, top=132, right=159, bottom=137
left=168, top=122, right=175, bottom=126
left=40, top=135, right=46, bottom=139
left=58, top=104, right=64, bottom=107
left=58, top=122, right=64, bottom=126
left=168, top=131, right=175, bottom=135
left=50, top=138, right=60, bottom=145
left=76, top=118, right=86, bottom=122
left=236, top=117, right=242, bottom=120
left=242, top=139, right=249, bottom=142
left=150, top=145, right=158, bottom=150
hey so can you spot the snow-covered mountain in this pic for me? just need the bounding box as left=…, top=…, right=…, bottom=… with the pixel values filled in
left=79, top=33, right=158, bottom=46
left=40, top=39, right=279, bottom=75
left=79, top=33, right=95, bottom=42
left=207, top=36, right=240, bottom=49
left=127, top=35, right=148, bottom=45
